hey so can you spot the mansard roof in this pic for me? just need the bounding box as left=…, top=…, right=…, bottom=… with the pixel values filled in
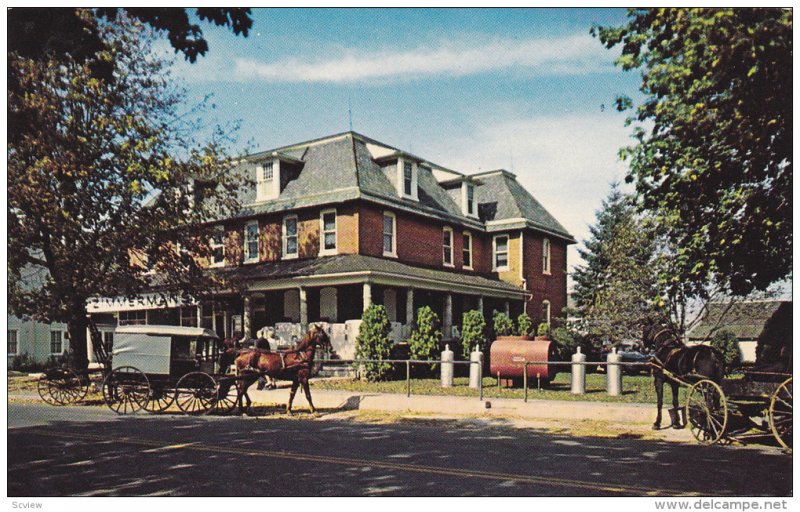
left=229, top=132, right=574, bottom=242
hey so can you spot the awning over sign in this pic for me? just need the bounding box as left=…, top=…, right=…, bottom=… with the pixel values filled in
left=87, top=292, right=196, bottom=313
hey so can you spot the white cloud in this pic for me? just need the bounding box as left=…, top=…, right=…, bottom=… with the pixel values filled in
left=422, top=113, right=634, bottom=281
left=183, top=32, right=615, bottom=84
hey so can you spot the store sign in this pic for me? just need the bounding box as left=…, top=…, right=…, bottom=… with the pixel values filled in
left=87, top=292, right=196, bottom=313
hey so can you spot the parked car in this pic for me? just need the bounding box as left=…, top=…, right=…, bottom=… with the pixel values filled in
left=617, top=341, right=654, bottom=375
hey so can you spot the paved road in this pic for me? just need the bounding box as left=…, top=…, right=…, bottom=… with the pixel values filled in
left=8, top=403, right=792, bottom=497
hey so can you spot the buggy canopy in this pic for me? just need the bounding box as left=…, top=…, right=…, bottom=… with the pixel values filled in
left=112, top=325, right=218, bottom=374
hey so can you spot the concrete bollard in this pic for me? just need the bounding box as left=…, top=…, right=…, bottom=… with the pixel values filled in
left=469, top=348, right=483, bottom=389
left=607, top=347, right=622, bottom=396
left=441, top=344, right=454, bottom=388
left=571, top=346, right=586, bottom=395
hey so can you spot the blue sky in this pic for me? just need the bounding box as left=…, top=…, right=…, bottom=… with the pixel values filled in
left=169, top=8, right=643, bottom=283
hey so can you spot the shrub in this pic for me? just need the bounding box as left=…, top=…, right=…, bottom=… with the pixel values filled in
left=537, top=323, right=550, bottom=338
left=516, top=313, right=533, bottom=337
left=550, top=326, right=577, bottom=359
left=492, top=311, right=514, bottom=337
left=409, top=306, right=442, bottom=367
left=355, top=304, right=393, bottom=381
left=710, top=329, right=740, bottom=374
left=461, top=309, right=487, bottom=359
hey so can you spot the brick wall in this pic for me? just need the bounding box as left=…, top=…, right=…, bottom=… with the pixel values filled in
left=523, top=233, right=568, bottom=323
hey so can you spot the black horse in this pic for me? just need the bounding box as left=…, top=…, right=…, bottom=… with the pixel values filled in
left=648, top=329, right=726, bottom=430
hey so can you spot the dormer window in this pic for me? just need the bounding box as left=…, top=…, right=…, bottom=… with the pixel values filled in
left=461, top=182, right=477, bottom=217
left=256, top=160, right=279, bottom=202
left=396, top=157, right=418, bottom=200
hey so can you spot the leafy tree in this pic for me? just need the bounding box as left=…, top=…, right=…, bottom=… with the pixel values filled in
left=572, top=185, right=664, bottom=347
left=593, top=8, right=792, bottom=296
left=8, top=18, right=243, bottom=370
left=460, top=310, right=487, bottom=359
left=408, top=306, right=442, bottom=365
left=710, top=330, right=740, bottom=374
left=492, top=311, right=514, bottom=337
left=355, top=305, right=393, bottom=381
left=516, top=313, right=533, bottom=337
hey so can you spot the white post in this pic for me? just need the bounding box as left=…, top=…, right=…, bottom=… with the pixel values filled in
left=299, top=287, right=308, bottom=331
left=196, top=304, right=203, bottom=329
left=362, top=282, right=372, bottom=312
left=477, top=295, right=484, bottom=315
left=441, top=344, right=454, bottom=388
left=571, top=346, right=587, bottom=395
left=469, top=348, right=483, bottom=389
left=607, top=347, right=622, bottom=396
left=443, top=293, right=453, bottom=339
left=243, top=295, right=251, bottom=338
left=406, top=287, right=414, bottom=324
left=504, top=300, right=510, bottom=316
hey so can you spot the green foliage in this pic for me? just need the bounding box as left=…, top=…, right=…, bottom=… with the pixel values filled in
left=710, top=330, right=740, bottom=374
left=572, top=184, right=666, bottom=347
left=536, top=323, right=550, bottom=338
left=460, top=310, right=487, bottom=359
left=409, top=306, right=442, bottom=363
left=7, top=18, right=245, bottom=369
left=516, top=313, right=533, bottom=337
left=355, top=305, right=393, bottom=381
left=492, top=311, right=514, bottom=337
left=593, top=8, right=792, bottom=296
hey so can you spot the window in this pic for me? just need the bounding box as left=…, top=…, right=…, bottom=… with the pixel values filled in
left=256, top=161, right=277, bottom=202
left=102, top=331, right=114, bottom=353
left=119, top=310, right=147, bottom=326
left=282, top=215, right=298, bottom=259
left=319, top=209, right=337, bottom=255
left=383, top=212, right=396, bottom=257
left=541, top=300, right=551, bottom=325
left=181, top=306, right=198, bottom=327
left=403, top=162, right=414, bottom=196
left=8, top=330, right=18, bottom=355
left=493, top=235, right=509, bottom=270
left=462, top=232, right=473, bottom=269
left=261, top=162, right=274, bottom=181
left=466, top=184, right=475, bottom=216
left=443, top=227, right=453, bottom=266
left=50, top=331, right=63, bottom=354
left=210, top=226, right=225, bottom=267
left=542, top=238, right=551, bottom=274
left=244, top=221, right=259, bottom=263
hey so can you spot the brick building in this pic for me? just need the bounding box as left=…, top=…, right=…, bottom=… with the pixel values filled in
left=87, top=132, right=574, bottom=359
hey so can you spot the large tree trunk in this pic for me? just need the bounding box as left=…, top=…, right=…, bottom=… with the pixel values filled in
left=67, top=305, right=89, bottom=371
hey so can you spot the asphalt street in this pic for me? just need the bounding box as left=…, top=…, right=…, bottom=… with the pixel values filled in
left=8, top=403, right=792, bottom=497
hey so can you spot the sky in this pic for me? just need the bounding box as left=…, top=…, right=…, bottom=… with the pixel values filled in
left=169, top=8, right=644, bottom=286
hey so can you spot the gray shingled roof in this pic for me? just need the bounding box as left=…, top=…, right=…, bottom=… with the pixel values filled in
left=225, top=132, right=573, bottom=241
left=216, top=254, right=525, bottom=294
left=687, top=301, right=791, bottom=340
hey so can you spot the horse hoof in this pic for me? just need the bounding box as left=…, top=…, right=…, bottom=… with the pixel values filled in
left=652, top=424, right=661, bottom=430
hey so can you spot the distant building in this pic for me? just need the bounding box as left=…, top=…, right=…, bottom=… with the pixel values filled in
left=7, top=316, right=68, bottom=366
left=687, top=300, right=792, bottom=364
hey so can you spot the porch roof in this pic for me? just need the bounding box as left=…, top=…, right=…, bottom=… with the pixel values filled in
left=216, top=254, right=528, bottom=299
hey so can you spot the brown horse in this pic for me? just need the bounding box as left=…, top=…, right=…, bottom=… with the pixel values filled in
left=232, top=324, right=332, bottom=415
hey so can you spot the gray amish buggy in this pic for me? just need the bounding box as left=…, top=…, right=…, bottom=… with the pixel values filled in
left=102, top=325, right=238, bottom=415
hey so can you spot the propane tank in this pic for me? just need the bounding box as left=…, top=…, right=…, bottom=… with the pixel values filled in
left=607, top=347, right=622, bottom=396
left=469, top=348, right=483, bottom=389
left=441, top=344, right=454, bottom=388
left=571, top=346, right=586, bottom=395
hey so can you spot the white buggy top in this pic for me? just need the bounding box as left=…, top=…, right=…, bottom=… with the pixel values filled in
left=112, top=325, right=219, bottom=375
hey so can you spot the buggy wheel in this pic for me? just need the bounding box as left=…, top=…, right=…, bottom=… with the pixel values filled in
left=37, top=369, right=88, bottom=406
left=102, top=366, right=150, bottom=414
left=685, top=379, right=728, bottom=445
left=143, top=384, right=175, bottom=414
left=175, top=372, right=216, bottom=415
left=210, top=377, right=238, bottom=415
left=769, top=377, right=792, bottom=451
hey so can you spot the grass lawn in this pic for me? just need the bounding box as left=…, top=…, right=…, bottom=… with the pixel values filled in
left=313, top=371, right=697, bottom=404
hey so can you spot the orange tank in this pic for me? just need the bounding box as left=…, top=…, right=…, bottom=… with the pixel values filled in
left=490, top=337, right=559, bottom=382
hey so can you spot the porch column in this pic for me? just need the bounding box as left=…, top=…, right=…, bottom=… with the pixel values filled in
left=362, top=282, right=372, bottom=312
left=406, top=287, right=415, bottom=324
left=443, top=293, right=453, bottom=339
left=86, top=327, right=95, bottom=364
left=243, top=295, right=252, bottom=338
left=211, top=302, right=217, bottom=333
left=477, top=295, right=484, bottom=316
left=299, top=287, right=308, bottom=331
left=504, top=300, right=510, bottom=316
left=196, top=303, right=203, bottom=328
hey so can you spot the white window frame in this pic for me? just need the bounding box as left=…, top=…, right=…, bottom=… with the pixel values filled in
left=50, top=330, right=64, bottom=355
left=244, top=220, right=259, bottom=264
left=282, top=215, right=299, bottom=260
left=209, top=225, right=226, bottom=268
left=383, top=211, right=397, bottom=257
left=462, top=231, right=473, bottom=270
left=542, top=238, right=551, bottom=275
left=541, top=300, right=551, bottom=326
left=8, top=329, right=18, bottom=355
left=461, top=182, right=478, bottom=218
left=396, top=157, right=419, bottom=200
left=319, top=208, right=338, bottom=256
left=493, top=234, right=510, bottom=271
left=256, top=159, right=279, bottom=202
left=442, top=227, right=454, bottom=267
